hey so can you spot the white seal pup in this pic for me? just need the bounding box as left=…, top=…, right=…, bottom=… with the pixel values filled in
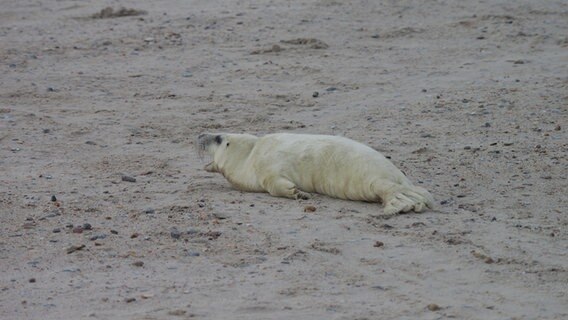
left=197, top=133, right=434, bottom=215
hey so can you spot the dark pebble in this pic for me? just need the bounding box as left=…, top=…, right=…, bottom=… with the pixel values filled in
left=188, top=252, right=200, bottom=257
left=52, top=228, right=61, bottom=233
left=47, top=87, right=56, bottom=92
left=43, top=129, right=51, bottom=134
left=373, top=241, right=384, bottom=248
left=121, top=175, right=136, bottom=183
left=29, top=278, right=36, bottom=283
left=170, top=228, right=182, bottom=239
left=85, top=141, right=97, bottom=145
left=326, top=87, right=337, bottom=92
left=483, top=122, right=491, bottom=127
left=371, top=34, right=380, bottom=39
left=132, top=261, right=144, bottom=267
left=125, top=298, right=136, bottom=303
left=130, top=233, right=139, bottom=239
left=66, top=223, right=74, bottom=229
left=51, top=195, right=57, bottom=202
left=83, top=223, right=92, bottom=230
left=312, top=91, right=319, bottom=98
left=144, top=208, right=155, bottom=214
left=110, top=229, right=119, bottom=235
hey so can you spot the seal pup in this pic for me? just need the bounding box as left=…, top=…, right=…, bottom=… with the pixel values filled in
left=197, top=133, right=434, bottom=215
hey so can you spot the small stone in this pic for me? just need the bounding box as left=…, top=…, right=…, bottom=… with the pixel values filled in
left=168, top=310, right=187, bottom=316
left=85, top=141, right=97, bottom=145
left=555, top=124, right=561, bottom=131
left=72, top=226, right=84, bottom=234
left=212, top=212, right=229, bottom=220
left=121, top=175, right=136, bottom=183
left=51, top=195, right=57, bottom=202
left=22, top=222, right=36, bottom=229
left=110, top=229, right=119, bottom=235
left=90, top=234, right=106, bottom=241
left=66, top=223, right=74, bottom=229
left=52, top=228, right=61, bottom=233
left=326, top=87, right=337, bottom=92
left=144, top=208, right=155, bottom=214
left=427, top=303, right=441, bottom=311
left=312, top=91, right=319, bottom=98
left=483, top=122, right=491, bottom=127
left=132, top=261, right=144, bottom=267
left=29, top=278, right=36, bottom=283
left=66, top=244, right=86, bottom=254
left=43, top=129, right=51, bottom=134
left=130, top=233, right=139, bottom=239
left=83, top=223, right=92, bottom=230
left=187, top=228, right=200, bottom=235
left=125, top=297, right=136, bottom=303
left=304, top=205, right=317, bottom=213
left=373, top=241, right=384, bottom=248
left=188, top=252, right=200, bottom=257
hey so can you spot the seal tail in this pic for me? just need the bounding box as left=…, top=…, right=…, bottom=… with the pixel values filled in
left=382, top=184, right=434, bottom=216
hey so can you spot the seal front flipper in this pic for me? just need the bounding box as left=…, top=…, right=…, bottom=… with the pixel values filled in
left=264, top=177, right=311, bottom=200
left=204, top=162, right=219, bottom=173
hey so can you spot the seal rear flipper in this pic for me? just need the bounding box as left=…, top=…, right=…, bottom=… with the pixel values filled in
left=382, top=185, right=434, bottom=215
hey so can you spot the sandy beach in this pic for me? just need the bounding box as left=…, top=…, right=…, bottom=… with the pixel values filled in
left=1, top=0, right=567, bottom=319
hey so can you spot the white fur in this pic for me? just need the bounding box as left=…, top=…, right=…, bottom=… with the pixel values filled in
left=198, top=133, right=434, bottom=216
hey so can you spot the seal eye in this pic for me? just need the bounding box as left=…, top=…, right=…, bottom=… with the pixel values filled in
left=214, top=135, right=222, bottom=144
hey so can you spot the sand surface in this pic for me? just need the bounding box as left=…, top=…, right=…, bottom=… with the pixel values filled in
left=1, top=0, right=567, bottom=319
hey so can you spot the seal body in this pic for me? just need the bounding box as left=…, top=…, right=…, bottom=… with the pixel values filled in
left=197, top=133, right=434, bottom=215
